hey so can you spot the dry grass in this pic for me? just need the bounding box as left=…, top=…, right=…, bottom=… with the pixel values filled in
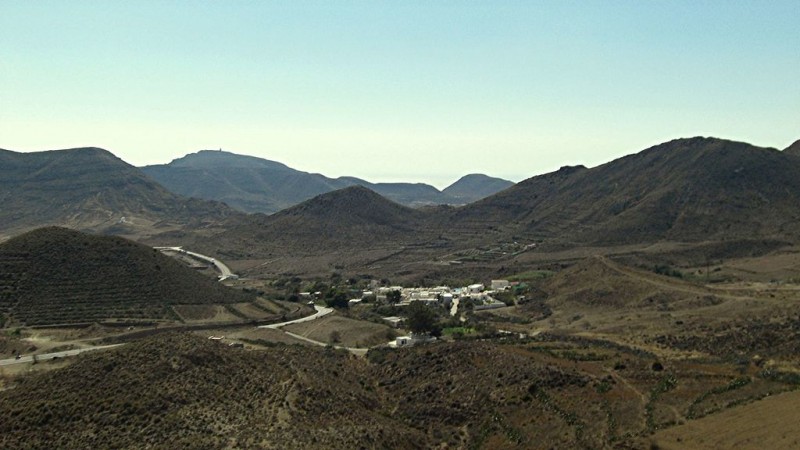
left=652, top=390, right=800, bottom=449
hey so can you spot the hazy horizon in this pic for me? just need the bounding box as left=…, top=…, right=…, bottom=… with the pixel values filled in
left=2, top=1, right=798, bottom=189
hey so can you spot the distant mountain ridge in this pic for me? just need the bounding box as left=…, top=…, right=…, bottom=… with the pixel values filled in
left=142, top=150, right=513, bottom=213
left=194, top=137, right=800, bottom=277
left=0, top=147, right=237, bottom=238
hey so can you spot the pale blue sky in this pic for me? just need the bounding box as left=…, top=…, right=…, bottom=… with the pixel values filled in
left=1, top=1, right=798, bottom=188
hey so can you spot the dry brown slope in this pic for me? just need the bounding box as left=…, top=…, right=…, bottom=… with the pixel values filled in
left=652, top=389, right=800, bottom=450
left=542, top=256, right=732, bottom=310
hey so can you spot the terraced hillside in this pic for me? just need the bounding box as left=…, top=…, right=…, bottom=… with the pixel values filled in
left=0, top=227, right=254, bottom=326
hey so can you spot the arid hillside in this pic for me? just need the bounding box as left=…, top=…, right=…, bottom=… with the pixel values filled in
left=0, top=227, right=254, bottom=326
left=447, top=137, right=800, bottom=245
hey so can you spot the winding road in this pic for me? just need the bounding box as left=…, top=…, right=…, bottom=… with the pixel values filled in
left=258, top=304, right=333, bottom=329
left=0, top=344, right=124, bottom=367
left=154, top=247, right=236, bottom=280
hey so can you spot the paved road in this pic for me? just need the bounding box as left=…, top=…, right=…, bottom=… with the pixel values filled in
left=155, top=247, right=236, bottom=280
left=282, top=330, right=369, bottom=356
left=258, top=305, right=333, bottom=329
left=0, top=344, right=124, bottom=367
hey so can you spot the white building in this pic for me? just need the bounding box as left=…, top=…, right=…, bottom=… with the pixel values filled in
left=383, top=316, right=403, bottom=327
left=391, top=334, right=436, bottom=348
left=468, top=284, right=485, bottom=294
left=491, top=280, right=510, bottom=290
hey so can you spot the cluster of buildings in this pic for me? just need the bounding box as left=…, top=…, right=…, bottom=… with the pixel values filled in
left=365, top=280, right=514, bottom=325
left=373, top=280, right=509, bottom=305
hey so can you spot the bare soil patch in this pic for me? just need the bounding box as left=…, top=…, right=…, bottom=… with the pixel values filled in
left=283, top=315, right=396, bottom=348
left=172, top=305, right=239, bottom=323
left=229, top=302, right=274, bottom=320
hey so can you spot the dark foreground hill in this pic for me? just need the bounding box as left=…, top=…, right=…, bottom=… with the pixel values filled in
left=0, top=227, right=253, bottom=326
left=0, top=332, right=685, bottom=449
left=447, top=137, right=800, bottom=245
left=142, top=149, right=513, bottom=213
left=0, top=147, right=237, bottom=238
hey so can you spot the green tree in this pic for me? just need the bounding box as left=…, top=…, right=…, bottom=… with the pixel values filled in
left=405, top=301, right=439, bottom=335
left=386, top=290, right=402, bottom=304
left=325, top=290, right=349, bottom=309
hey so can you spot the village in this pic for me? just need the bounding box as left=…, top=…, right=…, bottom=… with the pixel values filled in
left=290, top=279, right=524, bottom=348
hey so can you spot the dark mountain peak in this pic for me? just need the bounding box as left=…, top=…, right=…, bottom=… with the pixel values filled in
left=784, top=139, right=800, bottom=156
left=515, top=164, right=586, bottom=188
left=218, top=183, right=428, bottom=253
left=451, top=173, right=499, bottom=182
left=645, top=136, right=777, bottom=157
left=442, top=173, right=515, bottom=204
left=283, top=185, right=411, bottom=217
left=556, top=165, right=587, bottom=174
left=162, top=149, right=291, bottom=170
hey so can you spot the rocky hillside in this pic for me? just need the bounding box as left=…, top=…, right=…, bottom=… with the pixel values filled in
left=0, top=227, right=253, bottom=326
left=0, top=147, right=237, bottom=238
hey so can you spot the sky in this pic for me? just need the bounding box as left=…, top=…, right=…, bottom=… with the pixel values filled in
left=1, top=1, right=798, bottom=189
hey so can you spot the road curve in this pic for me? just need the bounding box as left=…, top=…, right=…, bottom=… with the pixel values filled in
left=258, top=305, right=333, bottom=329
left=154, top=247, right=235, bottom=280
